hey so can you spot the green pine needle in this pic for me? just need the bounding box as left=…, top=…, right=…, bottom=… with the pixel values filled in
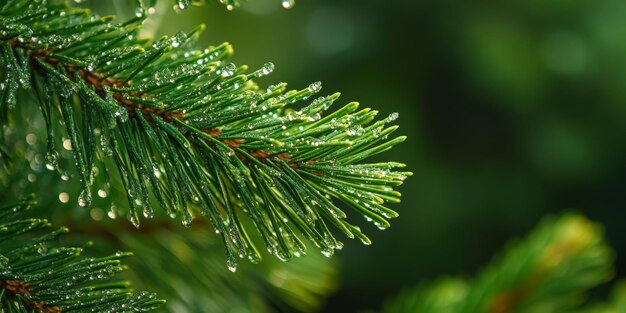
left=0, top=0, right=411, bottom=269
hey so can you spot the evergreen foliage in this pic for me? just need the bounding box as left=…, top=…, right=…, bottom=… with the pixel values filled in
left=0, top=197, right=164, bottom=312
left=0, top=0, right=410, bottom=275
left=3, top=1, right=621, bottom=313
left=381, top=214, right=620, bottom=313
left=119, top=225, right=337, bottom=312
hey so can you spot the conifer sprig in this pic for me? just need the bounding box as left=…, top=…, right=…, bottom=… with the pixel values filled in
left=381, top=214, right=614, bottom=313
left=0, top=1, right=411, bottom=269
left=0, top=198, right=164, bottom=312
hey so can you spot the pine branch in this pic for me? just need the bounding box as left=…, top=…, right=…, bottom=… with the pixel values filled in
left=381, top=214, right=614, bottom=313
left=0, top=197, right=164, bottom=312
left=576, top=281, right=626, bottom=313
left=0, top=1, right=411, bottom=269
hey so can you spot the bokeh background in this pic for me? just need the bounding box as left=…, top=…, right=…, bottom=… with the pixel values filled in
left=9, top=0, right=626, bottom=312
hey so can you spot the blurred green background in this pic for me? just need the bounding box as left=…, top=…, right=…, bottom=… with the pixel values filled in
left=12, top=0, right=626, bottom=311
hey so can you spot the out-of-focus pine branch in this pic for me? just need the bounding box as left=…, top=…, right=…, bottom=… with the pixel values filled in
left=382, top=214, right=616, bottom=313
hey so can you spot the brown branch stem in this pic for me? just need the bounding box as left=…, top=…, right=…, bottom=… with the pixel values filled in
left=0, top=279, right=61, bottom=313
left=9, top=39, right=303, bottom=167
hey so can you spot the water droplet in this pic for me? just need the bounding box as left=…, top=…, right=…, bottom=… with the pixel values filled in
left=100, top=135, right=112, bottom=156
left=45, top=151, right=58, bottom=170
left=275, top=251, right=289, bottom=262
left=177, top=0, right=189, bottom=10
left=307, top=81, right=322, bottom=93
left=134, top=198, right=143, bottom=207
left=388, top=112, right=399, bottom=121
left=374, top=222, right=388, bottom=230
left=130, top=215, right=140, bottom=228
left=282, top=0, right=295, bottom=9
left=248, top=253, right=261, bottom=264
left=107, top=207, right=117, bottom=219
left=261, top=62, right=274, bottom=75
left=135, top=7, right=145, bottom=18
left=335, top=241, right=344, bottom=250
left=227, top=258, right=237, bottom=272
left=63, top=139, right=72, bottom=150
left=59, top=192, right=69, bottom=203
left=321, top=249, right=333, bottom=258
left=115, top=108, right=129, bottom=122
left=143, top=207, right=153, bottom=219
left=78, top=190, right=91, bottom=207
left=220, top=63, right=236, bottom=77
left=25, top=133, right=36, bottom=145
